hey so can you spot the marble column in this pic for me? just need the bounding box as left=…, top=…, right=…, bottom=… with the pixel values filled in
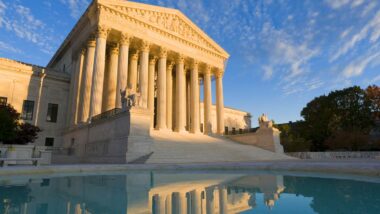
left=219, top=187, right=228, bottom=214
left=178, top=192, right=187, bottom=214
left=166, top=194, right=173, bottom=214
left=215, top=69, right=225, bottom=134
left=204, top=66, right=212, bottom=134
left=139, top=41, right=150, bottom=108
left=192, top=190, right=202, bottom=214
left=79, top=38, right=96, bottom=123
left=72, top=49, right=85, bottom=125
left=206, top=188, right=215, bottom=214
left=175, top=54, right=186, bottom=132
left=190, top=61, right=200, bottom=133
left=128, top=50, right=139, bottom=93
left=148, top=57, right=157, bottom=128
left=157, top=48, right=167, bottom=130
left=116, top=33, right=131, bottom=109
left=89, top=26, right=109, bottom=119
left=166, top=61, right=174, bottom=130
left=102, top=44, right=119, bottom=112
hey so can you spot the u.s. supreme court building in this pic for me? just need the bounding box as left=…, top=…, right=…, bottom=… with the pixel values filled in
left=0, top=0, right=255, bottom=163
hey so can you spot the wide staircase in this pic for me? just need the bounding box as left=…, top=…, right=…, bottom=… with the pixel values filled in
left=146, top=131, right=293, bottom=164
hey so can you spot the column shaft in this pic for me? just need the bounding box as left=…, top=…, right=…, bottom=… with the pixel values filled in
left=156, top=48, right=167, bottom=130
left=116, top=33, right=130, bottom=108
left=148, top=57, right=157, bottom=128
left=204, top=66, right=212, bottom=134
left=139, top=41, right=150, bottom=108
left=190, top=61, right=200, bottom=133
left=73, top=49, right=85, bottom=124
left=79, top=38, right=96, bottom=122
left=102, top=45, right=119, bottom=112
left=128, top=50, right=139, bottom=93
left=166, top=62, right=174, bottom=130
left=219, top=187, right=228, bottom=214
left=89, top=26, right=109, bottom=118
left=216, top=70, right=225, bottom=134
left=175, top=55, right=186, bottom=132
left=67, top=58, right=78, bottom=126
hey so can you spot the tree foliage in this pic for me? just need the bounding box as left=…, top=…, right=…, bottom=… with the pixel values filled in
left=0, top=103, right=41, bottom=145
left=280, top=85, right=379, bottom=152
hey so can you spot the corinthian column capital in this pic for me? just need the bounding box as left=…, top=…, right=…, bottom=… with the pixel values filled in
left=149, top=56, right=158, bottom=65
left=130, top=50, right=139, bottom=60
left=167, top=61, right=175, bottom=71
left=120, top=32, right=132, bottom=45
left=204, top=65, right=212, bottom=75
left=214, top=68, right=224, bottom=78
left=176, top=54, right=185, bottom=64
left=139, top=40, right=150, bottom=52
left=95, top=25, right=110, bottom=39
left=191, top=59, right=199, bottom=69
left=159, top=47, right=167, bottom=58
left=87, top=36, right=96, bottom=47
left=109, top=43, right=119, bottom=55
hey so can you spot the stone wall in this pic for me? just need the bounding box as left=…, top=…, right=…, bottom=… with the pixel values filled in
left=200, top=102, right=251, bottom=133
left=0, top=58, right=70, bottom=147
left=57, top=108, right=153, bottom=164
left=287, top=152, right=380, bottom=160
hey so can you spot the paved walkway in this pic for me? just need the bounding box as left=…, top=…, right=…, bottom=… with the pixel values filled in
left=147, top=131, right=293, bottom=164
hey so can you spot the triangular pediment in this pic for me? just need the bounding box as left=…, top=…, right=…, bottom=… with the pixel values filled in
left=98, top=0, right=229, bottom=58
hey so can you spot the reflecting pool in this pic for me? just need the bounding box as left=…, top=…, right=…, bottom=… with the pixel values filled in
left=1, top=171, right=379, bottom=214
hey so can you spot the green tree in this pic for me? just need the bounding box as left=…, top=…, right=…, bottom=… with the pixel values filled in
left=0, top=103, right=40, bottom=145
left=0, top=104, right=20, bottom=143
left=301, top=86, right=374, bottom=151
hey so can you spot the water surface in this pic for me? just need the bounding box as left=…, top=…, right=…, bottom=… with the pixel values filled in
left=0, top=170, right=379, bottom=214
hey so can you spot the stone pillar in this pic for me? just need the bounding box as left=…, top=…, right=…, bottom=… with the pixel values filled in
left=190, top=60, right=200, bottom=133
left=157, top=48, right=167, bottom=130
left=166, top=61, right=174, bottom=130
left=148, top=57, right=157, bottom=128
left=215, top=69, right=225, bottom=135
left=79, top=38, right=96, bottom=123
left=178, top=192, right=187, bottom=214
left=175, top=54, right=186, bottom=132
left=192, top=190, right=202, bottom=214
left=116, top=33, right=131, bottom=109
left=204, top=66, right=212, bottom=134
left=218, top=187, right=228, bottom=214
left=128, top=50, right=139, bottom=93
left=166, top=194, right=173, bottom=214
left=139, top=41, right=150, bottom=108
left=89, top=26, right=109, bottom=119
left=69, top=49, right=85, bottom=126
left=102, top=44, right=119, bottom=112
left=206, top=188, right=215, bottom=214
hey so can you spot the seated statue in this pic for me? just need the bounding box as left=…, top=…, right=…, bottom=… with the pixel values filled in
left=258, top=113, right=273, bottom=128
left=121, top=84, right=141, bottom=109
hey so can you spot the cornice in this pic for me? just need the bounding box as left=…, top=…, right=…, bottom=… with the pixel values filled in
left=99, top=2, right=229, bottom=60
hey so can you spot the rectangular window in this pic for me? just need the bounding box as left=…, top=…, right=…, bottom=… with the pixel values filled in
left=45, top=138, right=54, bottom=147
left=21, top=100, right=34, bottom=120
left=0, top=97, right=7, bottom=105
left=46, top=103, right=58, bottom=123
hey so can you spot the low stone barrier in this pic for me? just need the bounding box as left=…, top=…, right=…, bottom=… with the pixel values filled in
left=286, top=152, right=380, bottom=160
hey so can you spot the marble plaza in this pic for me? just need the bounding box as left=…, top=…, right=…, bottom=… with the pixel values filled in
left=0, top=0, right=287, bottom=164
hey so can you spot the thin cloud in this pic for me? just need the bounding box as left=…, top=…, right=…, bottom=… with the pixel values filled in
left=60, top=0, right=89, bottom=19
left=0, top=41, right=22, bottom=54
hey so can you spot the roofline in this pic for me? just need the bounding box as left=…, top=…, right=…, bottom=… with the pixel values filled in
left=47, top=1, right=95, bottom=67
left=47, top=0, right=230, bottom=67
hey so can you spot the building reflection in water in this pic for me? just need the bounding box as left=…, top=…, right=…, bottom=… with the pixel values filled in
left=0, top=173, right=285, bottom=214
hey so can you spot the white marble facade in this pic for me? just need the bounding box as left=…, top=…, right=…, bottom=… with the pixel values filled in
left=0, top=0, right=251, bottom=148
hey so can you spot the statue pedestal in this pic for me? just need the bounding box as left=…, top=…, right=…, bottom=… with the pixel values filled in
left=58, top=107, right=154, bottom=164
left=125, top=107, right=154, bottom=163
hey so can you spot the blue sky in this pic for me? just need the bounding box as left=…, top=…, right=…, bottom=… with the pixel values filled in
left=0, top=0, right=380, bottom=126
